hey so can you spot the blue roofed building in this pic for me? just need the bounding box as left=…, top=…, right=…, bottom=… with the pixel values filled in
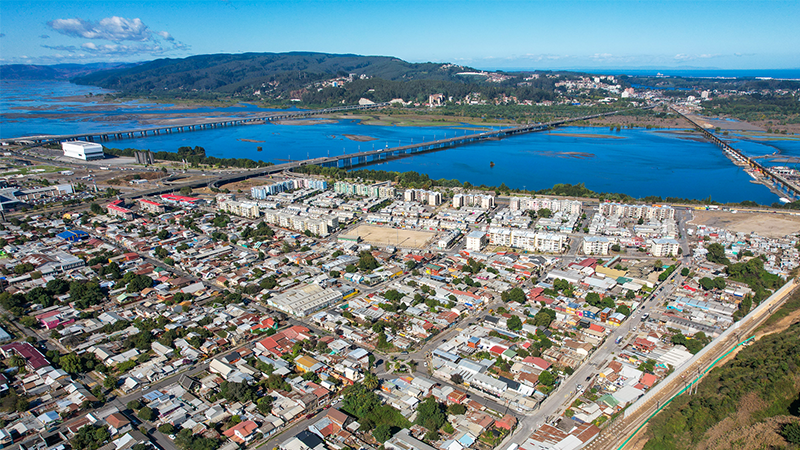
left=56, top=230, right=89, bottom=242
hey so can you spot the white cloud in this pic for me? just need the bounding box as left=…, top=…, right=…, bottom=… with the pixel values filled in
left=47, top=16, right=151, bottom=42
left=42, top=16, right=189, bottom=58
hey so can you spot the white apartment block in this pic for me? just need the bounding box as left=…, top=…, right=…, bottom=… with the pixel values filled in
left=508, top=197, right=582, bottom=215
left=404, top=189, right=441, bottom=206
left=650, top=238, right=680, bottom=257
left=582, top=236, right=611, bottom=255
left=599, top=202, right=675, bottom=221
left=466, top=230, right=487, bottom=251
left=334, top=181, right=395, bottom=199
left=453, top=193, right=495, bottom=209
left=218, top=200, right=260, bottom=219
left=251, top=178, right=327, bottom=199
left=262, top=210, right=336, bottom=236
left=487, top=227, right=568, bottom=253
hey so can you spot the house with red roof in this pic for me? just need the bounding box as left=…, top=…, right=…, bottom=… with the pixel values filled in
left=633, top=338, right=656, bottom=353
left=223, top=420, right=259, bottom=444
left=640, top=373, right=658, bottom=389
left=522, top=356, right=551, bottom=371
left=0, top=342, right=50, bottom=370
left=251, top=317, right=277, bottom=332
left=489, top=345, right=507, bottom=357
left=447, top=389, right=468, bottom=404
left=495, top=414, right=517, bottom=431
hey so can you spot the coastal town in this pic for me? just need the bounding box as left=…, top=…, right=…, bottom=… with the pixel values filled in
left=0, top=146, right=796, bottom=450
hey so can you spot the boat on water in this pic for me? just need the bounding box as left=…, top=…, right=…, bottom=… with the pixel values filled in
left=490, top=161, right=495, bottom=168
left=780, top=197, right=792, bottom=204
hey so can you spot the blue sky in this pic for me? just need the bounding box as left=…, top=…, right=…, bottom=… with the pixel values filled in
left=1, top=0, right=798, bottom=70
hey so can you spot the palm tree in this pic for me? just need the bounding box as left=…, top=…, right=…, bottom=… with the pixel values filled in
left=364, top=372, right=380, bottom=390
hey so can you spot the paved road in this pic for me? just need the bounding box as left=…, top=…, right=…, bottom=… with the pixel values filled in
left=499, top=265, right=684, bottom=449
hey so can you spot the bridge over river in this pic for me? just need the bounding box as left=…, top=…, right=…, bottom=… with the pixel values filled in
left=118, top=107, right=634, bottom=200
left=6, top=103, right=389, bottom=144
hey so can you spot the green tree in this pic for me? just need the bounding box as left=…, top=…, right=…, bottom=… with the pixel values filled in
left=507, top=315, right=522, bottom=331
left=448, top=403, right=467, bottom=415
left=138, top=406, right=154, bottom=421
left=782, top=422, right=800, bottom=444
left=127, top=400, right=143, bottom=410
left=364, top=372, right=380, bottom=390
left=373, top=424, right=393, bottom=442
left=706, top=243, right=730, bottom=265
left=415, top=396, right=447, bottom=433
left=104, top=375, right=118, bottom=390
left=539, top=370, right=556, bottom=386
left=501, top=287, right=525, bottom=303
left=179, top=186, right=193, bottom=196
left=534, top=309, right=555, bottom=327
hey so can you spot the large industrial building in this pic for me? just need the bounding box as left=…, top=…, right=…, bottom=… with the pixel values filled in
left=267, top=284, right=343, bottom=317
left=61, top=141, right=105, bottom=161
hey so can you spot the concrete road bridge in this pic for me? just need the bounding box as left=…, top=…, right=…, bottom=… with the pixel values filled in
left=6, top=103, right=389, bottom=144
left=118, top=106, right=639, bottom=200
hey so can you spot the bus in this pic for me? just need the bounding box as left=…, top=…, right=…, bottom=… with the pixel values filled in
left=615, top=336, right=623, bottom=345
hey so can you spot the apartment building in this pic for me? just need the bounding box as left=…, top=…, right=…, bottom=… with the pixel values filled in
left=218, top=200, right=260, bottom=219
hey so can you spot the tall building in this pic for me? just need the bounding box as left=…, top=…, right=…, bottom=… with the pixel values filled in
left=466, top=230, right=487, bottom=251
left=650, top=238, right=680, bottom=257
left=582, top=236, right=610, bottom=255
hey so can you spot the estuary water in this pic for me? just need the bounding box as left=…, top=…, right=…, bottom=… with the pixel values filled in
left=0, top=81, right=792, bottom=205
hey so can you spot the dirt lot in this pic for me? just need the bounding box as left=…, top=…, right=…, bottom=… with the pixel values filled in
left=689, top=209, right=800, bottom=238
left=216, top=177, right=277, bottom=192
left=351, top=225, right=435, bottom=249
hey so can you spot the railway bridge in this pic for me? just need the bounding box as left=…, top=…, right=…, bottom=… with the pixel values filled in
left=671, top=107, right=800, bottom=200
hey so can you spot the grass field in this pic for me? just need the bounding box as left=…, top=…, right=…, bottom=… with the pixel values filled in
left=351, top=224, right=435, bottom=249
left=0, top=164, right=68, bottom=176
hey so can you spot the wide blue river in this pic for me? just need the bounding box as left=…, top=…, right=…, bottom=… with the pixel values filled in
left=2, top=80, right=796, bottom=205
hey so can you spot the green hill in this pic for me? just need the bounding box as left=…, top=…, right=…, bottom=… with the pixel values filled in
left=71, top=52, right=475, bottom=94
left=68, top=52, right=559, bottom=105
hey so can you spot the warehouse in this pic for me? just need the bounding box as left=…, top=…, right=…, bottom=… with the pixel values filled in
left=61, top=141, right=105, bottom=161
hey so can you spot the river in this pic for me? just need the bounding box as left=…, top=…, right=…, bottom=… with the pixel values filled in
left=1, top=80, right=793, bottom=204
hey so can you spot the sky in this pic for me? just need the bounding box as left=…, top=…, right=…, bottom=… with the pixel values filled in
left=1, top=0, right=799, bottom=71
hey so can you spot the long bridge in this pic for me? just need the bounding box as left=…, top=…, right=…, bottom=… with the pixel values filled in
left=670, top=107, right=800, bottom=200
left=119, top=107, right=633, bottom=200
left=7, top=103, right=389, bottom=144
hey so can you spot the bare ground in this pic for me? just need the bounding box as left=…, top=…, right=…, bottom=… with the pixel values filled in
left=689, top=210, right=800, bottom=238
left=351, top=225, right=435, bottom=249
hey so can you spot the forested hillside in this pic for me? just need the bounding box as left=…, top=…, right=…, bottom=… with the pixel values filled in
left=67, top=51, right=566, bottom=105
left=71, top=52, right=477, bottom=95
left=642, top=318, right=800, bottom=449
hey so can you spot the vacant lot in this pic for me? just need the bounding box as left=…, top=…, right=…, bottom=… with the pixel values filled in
left=351, top=225, right=435, bottom=249
left=690, top=209, right=800, bottom=238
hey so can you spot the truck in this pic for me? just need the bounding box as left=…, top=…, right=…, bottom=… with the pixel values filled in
left=506, top=445, right=519, bottom=450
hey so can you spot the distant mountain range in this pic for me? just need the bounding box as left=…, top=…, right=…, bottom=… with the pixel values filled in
left=0, top=62, right=135, bottom=81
